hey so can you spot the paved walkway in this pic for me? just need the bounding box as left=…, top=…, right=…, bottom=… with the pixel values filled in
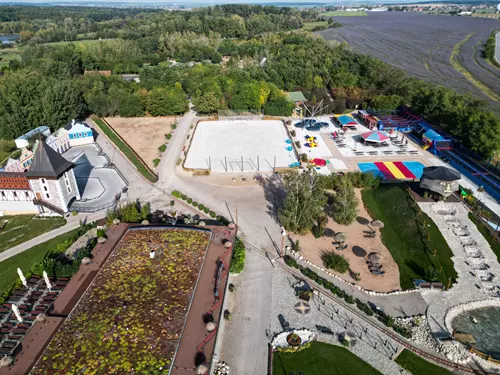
left=495, top=31, right=500, bottom=66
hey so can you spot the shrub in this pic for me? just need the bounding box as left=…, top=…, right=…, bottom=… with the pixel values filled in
left=171, top=190, right=181, bottom=198
left=120, top=202, right=142, bottom=223
left=198, top=204, right=205, bottom=211
left=228, top=283, right=235, bottom=292
left=170, top=200, right=175, bottom=207
left=295, top=140, right=301, bottom=148
left=193, top=201, right=199, bottom=207
left=153, top=158, right=160, bottom=167
left=209, top=211, right=216, bottom=218
left=301, top=153, right=308, bottom=162
left=321, top=252, right=349, bottom=273
left=96, top=228, right=106, bottom=238
left=165, top=133, right=172, bottom=140
left=158, top=144, right=167, bottom=153
left=223, top=309, right=231, bottom=321
left=230, top=237, right=246, bottom=274
left=71, top=211, right=78, bottom=216
left=203, top=207, right=210, bottom=214
left=177, top=158, right=182, bottom=165
left=171, top=124, right=177, bottom=130
left=345, top=294, right=355, bottom=304
left=293, top=240, right=300, bottom=252
left=290, top=130, right=296, bottom=137
left=341, top=338, right=350, bottom=347
left=187, top=198, right=193, bottom=204
left=180, top=194, right=187, bottom=200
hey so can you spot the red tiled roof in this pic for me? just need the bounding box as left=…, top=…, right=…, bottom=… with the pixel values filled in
left=0, top=173, right=30, bottom=190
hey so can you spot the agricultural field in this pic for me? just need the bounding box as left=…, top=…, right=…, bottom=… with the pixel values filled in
left=301, top=21, right=328, bottom=30
left=32, top=228, right=210, bottom=375
left=318, top=12, right=500, bottom=113
left=0, top=51, right=21, bottom=68
left=322, top=10, right=367, bottom=16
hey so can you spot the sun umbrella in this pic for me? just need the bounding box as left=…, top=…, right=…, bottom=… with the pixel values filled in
left=334, top=232, right=347, bottom=243
left=360, top=131, right=389, bottom=143
left=17, top=268, right=27, bottom=288
left=12, top=304, right=22, bottom=323
left=367, top=252, right=381, bottom=265
left=371, top=220, right=384, bottom=229
left=312, top=158, right=326, bottom=167
left=43, top=271, right=52, bottom=291
left=294, top=301, right=311, bottom=314
left=337, top=115, right=358, bottom=126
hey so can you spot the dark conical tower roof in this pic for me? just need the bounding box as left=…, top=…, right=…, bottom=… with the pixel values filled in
left=27, top=141, right=73, bottom=178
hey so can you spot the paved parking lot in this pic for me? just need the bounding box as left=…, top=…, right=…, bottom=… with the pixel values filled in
left=62, top=145, right=127, bottom=211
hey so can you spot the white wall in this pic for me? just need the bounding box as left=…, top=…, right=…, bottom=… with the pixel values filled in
left=0, top=200, right=39, bottom=215
left=69, top=137, right=94, bottom=147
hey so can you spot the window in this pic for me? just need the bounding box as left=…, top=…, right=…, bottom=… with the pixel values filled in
left=25, top=192, right=29, bottom=199
left=13, top=192, right=17, bottom=199
left=44, top=186, right=48, bottom=192
left=41, top=178, right=46, bottom=184
left=46, top=193, right=50, bottom=199
left=1, top=191, right=5, bottom=200
left=67, top=185, right=71, bottom=193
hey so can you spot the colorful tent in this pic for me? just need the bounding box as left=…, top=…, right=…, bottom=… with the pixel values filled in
left=360, top=131, right=389, bottom=143
left=337, top=115, right=358, bottom=127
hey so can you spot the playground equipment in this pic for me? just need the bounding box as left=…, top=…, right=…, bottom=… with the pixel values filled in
left=286, top=146, right=293, bottom=151
left=310, top=158, right=327, bottom=167
left=305, top=135, right=318, bottom=148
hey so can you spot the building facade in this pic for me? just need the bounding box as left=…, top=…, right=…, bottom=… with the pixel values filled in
left=0, top=173, right=38, bottom=215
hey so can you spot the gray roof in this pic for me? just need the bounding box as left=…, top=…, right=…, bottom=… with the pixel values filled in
left=422, top=166, right=461, bottom=181
left=27, top=141, right=73, bottom=178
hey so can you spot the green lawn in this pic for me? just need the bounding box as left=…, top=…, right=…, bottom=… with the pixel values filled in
left=395, top=349, right=451, bottom=375
left=0, top=139, right=17, bottom=164
left=322, top=10, right=367, bottom=16
left=361, top=185, right=457, bottom=290
left=0, top=227, right=80, bottom=296
left=273, top=342, right=382, bottom=375
left=0, top=215, right=66, bottom=253
left=0, top=51, right=21, bottom=68
left=43, top=38, right=118, bottom=50
left=93, top=118, right=158, bottom=182
left=301, top=21, right=328, bottom=30
left=468, top=212, right=500, bottom=263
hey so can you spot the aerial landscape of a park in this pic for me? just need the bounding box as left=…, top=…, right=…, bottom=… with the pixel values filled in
left=0, top=1, right=500, bottom=374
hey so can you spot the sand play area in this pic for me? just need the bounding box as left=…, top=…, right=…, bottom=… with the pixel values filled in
left=105, top=117, right=176, bottom=168
left=292, top=189, right=401, bottom=292
left=185, top=120, right=298, bottom=173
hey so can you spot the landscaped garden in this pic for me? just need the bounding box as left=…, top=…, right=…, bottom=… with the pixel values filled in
left=362, top=185, right=457, bottom=290
left=0, top=215, right=66, bottom=253
left=0, top=227, right=81, bottom=301
left=395, top=349, right=451, bottom=375
left=32, top=228, right=210, bottom=375
left=468, top=212, right=500, bottom=263
left=273, top=341, right=382, bottom=375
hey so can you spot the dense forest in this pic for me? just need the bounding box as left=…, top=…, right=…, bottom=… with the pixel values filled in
left=0, top=5, right=499, bottom=158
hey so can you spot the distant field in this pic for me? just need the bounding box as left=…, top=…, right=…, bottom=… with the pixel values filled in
left=318, top=12, right=500, bottom=114
left=322, top=10, right=367, bottom=16
left=302, top=21, right=329, bottom=30
left=43, top=38, right=118, bottom=49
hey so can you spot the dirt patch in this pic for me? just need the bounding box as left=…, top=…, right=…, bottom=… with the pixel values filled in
left=105, top=117, right=177, bottom=169
left=292, top=189, right=401, bottom=292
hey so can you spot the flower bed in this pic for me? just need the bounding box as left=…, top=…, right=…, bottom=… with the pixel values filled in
left=32, top=228, right=210, bottom=375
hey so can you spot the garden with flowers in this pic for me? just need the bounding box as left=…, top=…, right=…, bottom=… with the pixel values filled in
left=32, top=228, right=210, bottom=375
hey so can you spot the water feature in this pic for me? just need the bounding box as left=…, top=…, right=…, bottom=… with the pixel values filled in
left=452, top=306, right=500, bottom=360
left=0, top=35, right=19, bottom=44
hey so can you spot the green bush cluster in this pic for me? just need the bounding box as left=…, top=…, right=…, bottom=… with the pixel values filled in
left=171, top=190, right=229, bottom=224
left=158, top=144, right=167, bottom=153
left=229, top=237, right=246, bottom=274
left=276, top=341, right=311, bottom=353
left=153, top=158, right=160, bottom=167
left=319, top=171, right=380, bottom=190
left=283, top=255, right=411, bottom=339
left=321, top=252, right=349, bottom=274
left=106, top=201, right=150, bottom=224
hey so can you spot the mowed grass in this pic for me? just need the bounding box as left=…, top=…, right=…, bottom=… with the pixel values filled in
left=93, top=118, right=158, bottom=182
left=301, top=21, right=328, bottom=30
left=43, top=38, right=118, bottom=50
left=468, top=212, right=500, bottom=263
left=361, top=185, right=457, bottom=290
left=0, top=51, right=21, bottom=68
left=273, top=342, right=382, bottom=375
left=0, top=228, right=80, bottom=296
left=322, top=10, right=367, bottom=16
left=395, top=349, right=451, bottom=375
left=0, top=215, right=66, bottom=253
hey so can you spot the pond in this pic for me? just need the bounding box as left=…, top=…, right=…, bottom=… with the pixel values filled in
left=0, top=35, right=19, bottom=44
left=452, top=306, right=500, bottom=360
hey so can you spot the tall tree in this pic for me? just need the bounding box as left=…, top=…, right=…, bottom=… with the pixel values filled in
left=278, top=169, right=327, bottom=234
left=330, top=177, right=358, bottom=225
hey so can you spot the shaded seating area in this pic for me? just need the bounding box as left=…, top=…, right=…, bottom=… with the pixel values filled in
left=366, top=252, right=385, bottom=276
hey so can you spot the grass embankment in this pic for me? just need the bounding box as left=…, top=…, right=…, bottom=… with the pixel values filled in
left=0, top=51, right=21, bottom=68
left=0, top=215, right=66, bottom=253
left=0, top=228, right=80, bottom=296
left=468, top=212, right=500, bottom=263
left=322, top=10, right=367, bottom=16
left=362, top=185, right=457, bottom=290
left=301, top=21, right=328, bottom=31
left=485, top=30, right=500, bottom=68
left=450, top=33, right=500, bottom=102
left=395, top=349, right=451, bottom=375
left=0, top=139, right=17, bottom=165
left=273, top=342, right=382, bottom=375
left=93, top=118, right=158, bottom=182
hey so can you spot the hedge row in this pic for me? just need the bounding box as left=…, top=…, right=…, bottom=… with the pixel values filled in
left=171, top=190, right=229, bottom=224
left=229, top=237, right=246, bottom=274
left=283, top=256, right=411, bottom=339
